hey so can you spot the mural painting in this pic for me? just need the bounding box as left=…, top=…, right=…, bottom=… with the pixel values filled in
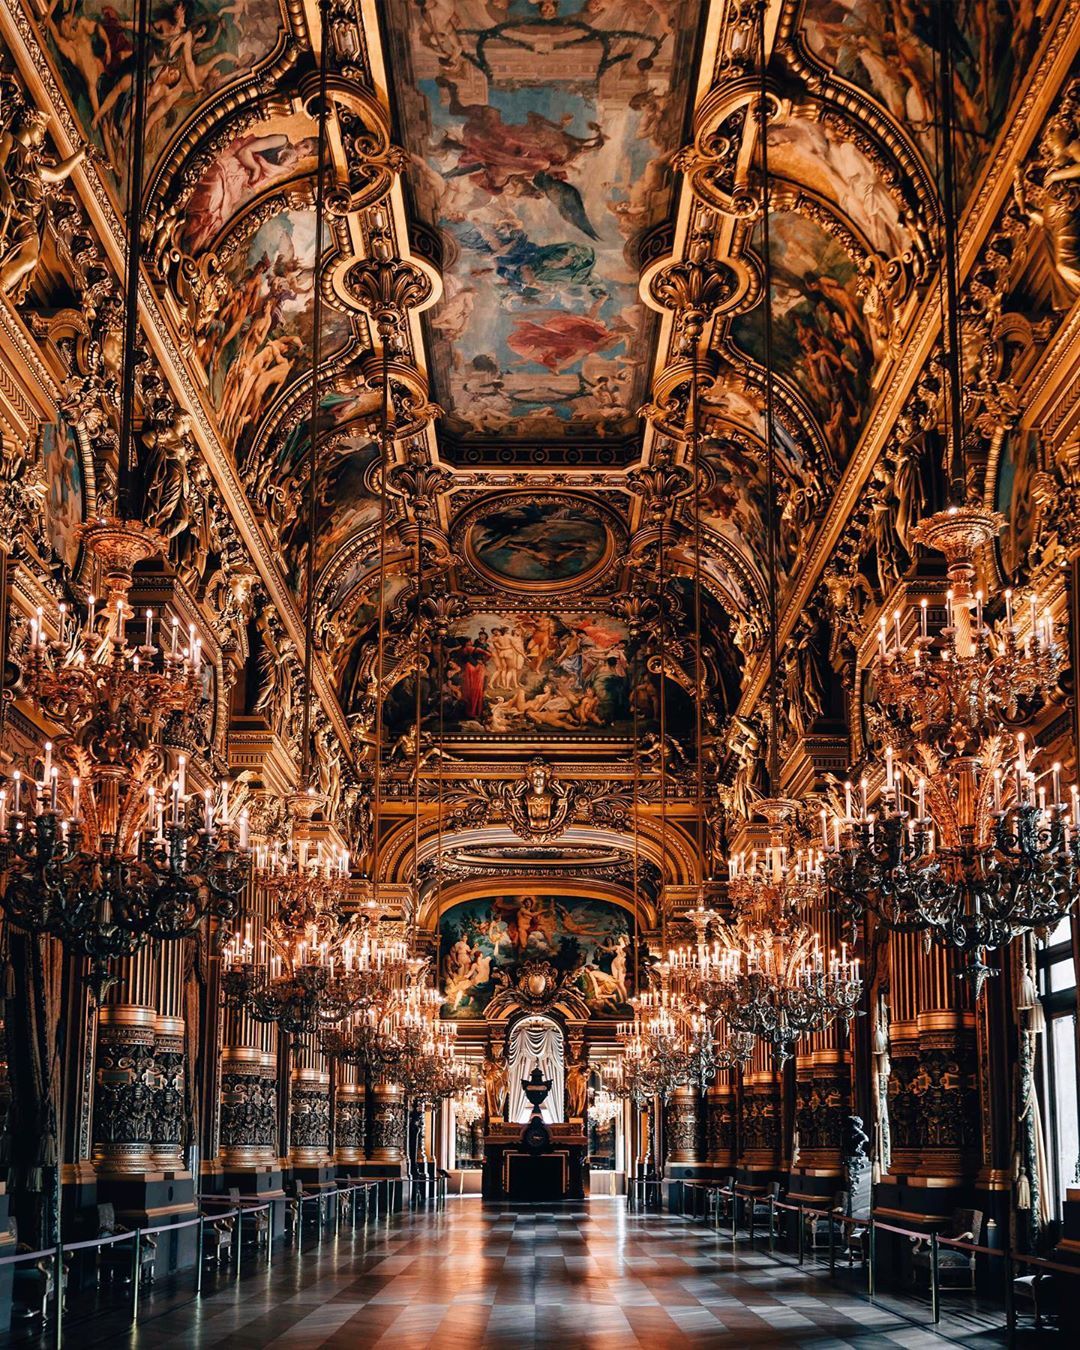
left=767, top=118, right=911, bottom=258
left=732, top=210, right=874, bottom=467
left=465, top=499, right=613, bottom=587
left=40, top=423, right=84, bottom=568
left=384, top=610, right=680, bottom=738
left=194, top=207, right=349, bottom=461
left=180, top=112, right=318, bottom=253
left=439, top=893, right=633, bottom=1018
left=800, top=0, right=1037, bottom=199
left=43, top=0, right=286, bottom=185
left=996, top=427, right=1041, bottom=582
left=383, top=0, right=704, bottom=440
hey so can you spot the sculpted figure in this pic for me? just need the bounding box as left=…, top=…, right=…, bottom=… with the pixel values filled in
left=484, top=1046, right=508, bottom=1121
left=142, top=411, right=194, bottom=542
left=566, top=1048, right=589, bottom=1121
left=0, top=99, right=86, bottom=302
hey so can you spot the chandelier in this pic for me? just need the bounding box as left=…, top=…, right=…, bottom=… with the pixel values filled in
left=824, top=3, right=1080, bottom=992
left=0, top=521, right=249, bottom=998
left=589, top=1087, right=620, bottom=1129
left=825, top=510, right=1078, bottom=987
left=376, top=978, right=468, bottom=1105
left=615, top=959, right=715, bottom=1099
left=675, top=801, right=861, bottom=1065
left=455, top=1086, right=484, bottom=1128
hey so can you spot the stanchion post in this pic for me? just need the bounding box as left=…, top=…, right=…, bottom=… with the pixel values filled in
left=768, top=1199, right=775, bottom=1255
left=868, top=1218, right=876, bottom=1301
left=235, top=1210, right=243, bottom=1283
left=797, top=1206, right=805, bottom=1265
left=829, top=1210, right=836, bottom=1277
left=195, top=1215, right=204, bottom=1296
left=748, top=1195, right=755, bottom=1245
left=267, top=1202, right=274, bottom=1268
left=1004, top=1248, right=1016, bottom=1345
left=130, top=1230, right=142, bottom=1326
left=731, top=1190, right=737, bottom=1242
left=53, top=1242, right=64, bottom=1350
left=296, top=1197, right=303, bottom=1256
left=930, top=1232, right=940, bottom=1324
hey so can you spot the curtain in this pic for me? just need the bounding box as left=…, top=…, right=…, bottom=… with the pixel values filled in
left=508, top=1017, right=564, bottom=1124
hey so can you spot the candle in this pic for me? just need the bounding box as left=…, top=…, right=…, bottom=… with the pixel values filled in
left=920, top=597, right=928, bottom=639
left=860, top=776, right=868, bottom=818
left=918, top=776, right=926, bottom=820
left=844, top=780, right=853, bottom=819
left=1053, top=762, right=1062, bottom=808
left=170, top=616, right=179, bottom=657
left=87, top=594, right=96, bottom=633
left=820, top=807, right=828, bottom=849
left=885, top=746, right=894, bottom=791
left=50, top=767, right=58, bottom=812
left=177, top=754, right=186, bottom=800
left=1017, top=732, right=1027, bottom=778
left=878, top=616, right=887, bottom=658
left=12, top=771, right=21, bottom=815
left=43, top=741, right=52, bottom=784
left=220, top=780, right=229, bottom=828
left=144, top=609, right=153, bottom=647
left=204, top=787, right=213, bottom=831
left=1005, top=589, right=1013, bottom=629
left=0, top=789, right=7, bottom=832
left=114, top=598, right=124, bottom=638
left=1072, top=785, right=1079, bottom=829
left=58, top=603, right=66, bottom=647
left=893, top=608, right=902, bottom=652
left=946, top=589, right=954, bottom=629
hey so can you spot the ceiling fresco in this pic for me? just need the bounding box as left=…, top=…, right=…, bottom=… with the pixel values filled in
left=439, top=893, right=635, bottom=1019
left=382, top=0, right=705, bottom=444
left=42, top=0, right=288, bottom=187
left=798, top=0, right=1037, bottom=197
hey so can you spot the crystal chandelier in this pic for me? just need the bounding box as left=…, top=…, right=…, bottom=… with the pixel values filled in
left=825, top=2, right=1080, bottom=991
left=0, top=525, right=249, bottom=998
left=683, top=802, right=862, bottom=1065
left=589, top=1087, right=620, bottom=1129
left=615, top=960, right=706, bottom=1100
left=455, top=1086, right=484, bottom=1128
left=825, top=512, right=1078, bottom=987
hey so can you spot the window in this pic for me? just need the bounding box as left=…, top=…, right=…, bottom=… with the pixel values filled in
left=1038, top=920, right=1079, bottom=1215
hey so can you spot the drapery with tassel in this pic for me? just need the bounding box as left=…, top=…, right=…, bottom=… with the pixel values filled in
left=507, top=1017, right=564, bottom=1124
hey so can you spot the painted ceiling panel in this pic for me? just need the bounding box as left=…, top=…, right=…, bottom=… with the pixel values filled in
left=382, top=0, right=705, bottom=443
left=42, top=0, right=288, bottom=188
left=799, top=0, right=1037, bottom=198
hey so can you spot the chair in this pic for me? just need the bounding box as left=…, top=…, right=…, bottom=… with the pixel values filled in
left=9, top=1221, right=65, bottom=1323
left=911, top=1208, right=983, bottom=1292
left=749, top=1182, right=782, bottom=1237
left=805, top=1190, right=849, bottom=1254
left=95, top=1203, right=156, bottom=1285
left=1012, top=1222, right=1061, bottom=1329
left=201, top=1192, right=236, bottom=1267
left=229, top=1186, right=269, bottom=1250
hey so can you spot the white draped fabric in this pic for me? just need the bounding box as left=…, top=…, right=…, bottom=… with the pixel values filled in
left=508, top=1016, right=565, bottom=1124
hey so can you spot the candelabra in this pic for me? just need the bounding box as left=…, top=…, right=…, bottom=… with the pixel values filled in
left=824, top=505, right=1079, bottom=989
left=2, top=533, right=249, bottom=996
left=676, top=801, right=862, bottom=1065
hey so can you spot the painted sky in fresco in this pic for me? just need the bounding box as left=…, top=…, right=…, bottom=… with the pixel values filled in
left=385, top=0, right=703, bottom=442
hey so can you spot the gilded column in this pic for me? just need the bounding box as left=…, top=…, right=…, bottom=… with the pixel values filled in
left=705, top=1077, right=737, bottom=1171
left=289, top=1034, right=331, bottom=1169
left=151, top=941, right=186, bottom=1172
left=334, top=1063, right=365, bottom=1167
left=739, top=1040, right=782, bottom=1180
left=665, top=1085, right=701, bottom=1165
left=92, top=950, right=157, bottom=1176
left=368, top=1079, right=406, bottom=1164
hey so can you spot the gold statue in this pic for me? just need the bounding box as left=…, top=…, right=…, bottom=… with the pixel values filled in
left=0, top=97, right=86, bottom=303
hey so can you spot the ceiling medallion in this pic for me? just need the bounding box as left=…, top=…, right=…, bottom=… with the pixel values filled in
left=454, top=493, right=622, bottom=594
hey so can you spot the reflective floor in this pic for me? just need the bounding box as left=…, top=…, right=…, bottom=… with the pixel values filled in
left=110, top=1198, right=1022, bottom=1350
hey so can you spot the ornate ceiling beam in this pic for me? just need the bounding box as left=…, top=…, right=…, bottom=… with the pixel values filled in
left=0, top=0, right=357, bottom=764
left=731, top=0, right=1080, bottom=721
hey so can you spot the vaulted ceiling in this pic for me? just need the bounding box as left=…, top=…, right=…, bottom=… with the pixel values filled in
left=23, top=0, right=1044, bottom=769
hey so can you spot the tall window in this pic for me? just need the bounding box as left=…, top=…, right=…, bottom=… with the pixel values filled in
left=1038, top=915, right=1079, bottom=1216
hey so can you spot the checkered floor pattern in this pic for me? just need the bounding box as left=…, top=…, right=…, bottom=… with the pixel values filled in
left=122, top=1198, right=1011, bottom=1349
